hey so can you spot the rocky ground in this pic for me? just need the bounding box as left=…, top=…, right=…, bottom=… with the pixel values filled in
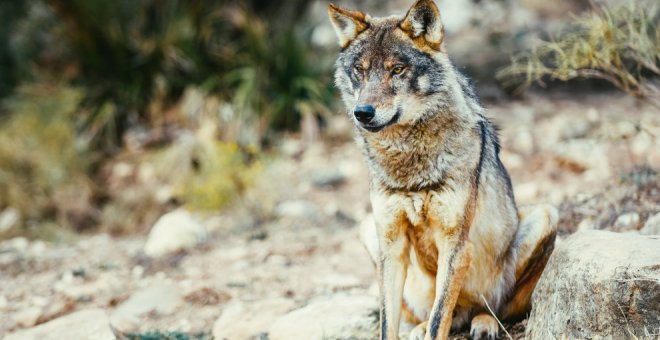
left=1, top=92, right=659, bottom=339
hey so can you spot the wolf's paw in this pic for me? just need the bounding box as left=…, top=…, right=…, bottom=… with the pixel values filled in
left=409, top=321, right=427, bottom=340
left=470, top=314, right=499, bottom=340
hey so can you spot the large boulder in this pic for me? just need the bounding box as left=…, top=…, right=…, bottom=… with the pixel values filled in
left=527, top=230, right=660, bottom=339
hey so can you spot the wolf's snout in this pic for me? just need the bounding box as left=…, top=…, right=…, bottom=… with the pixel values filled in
left=354, top=104, right=375, bottom=124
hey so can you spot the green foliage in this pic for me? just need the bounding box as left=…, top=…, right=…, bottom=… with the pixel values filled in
left=0, top=0, right=333, bottom=150
left=0, top=0, right=29, bottom=97
left=44, top=0, right=228, bottom=150
left=497, top=4, right=659, bottom=103
left=226, top=9, right=333, bottom=141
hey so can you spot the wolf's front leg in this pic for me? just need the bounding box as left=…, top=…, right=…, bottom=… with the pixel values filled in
left=425, top=236, right=473, bottom=340
left=375, top=216, right=409, bottom=340
left=377, top=229, right=408, bottom=340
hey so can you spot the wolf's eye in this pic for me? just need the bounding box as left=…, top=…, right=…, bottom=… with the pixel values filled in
left=391, top=65, right=405, bottom=75
left=353, top=65, right=364, bottom=75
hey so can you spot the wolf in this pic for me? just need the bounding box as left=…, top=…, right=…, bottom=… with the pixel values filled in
left=327, top=1, right=558, bottom=339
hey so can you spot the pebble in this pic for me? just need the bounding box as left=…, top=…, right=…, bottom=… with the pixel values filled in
left=5, top=309, right=114, bottom=340
left=110, top=283, right=183, bottom=332
left=614, top=212, right=640, bottom=230
left=640, top=212, right=660, bottom=235
left=274, top=200, right=319, bottom=219
left=144, top=209, right=207, bottom=258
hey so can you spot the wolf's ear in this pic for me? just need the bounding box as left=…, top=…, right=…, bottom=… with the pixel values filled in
left=399, top=0, right=444, bottom=50
left=328, top=3, right=368, bottom=48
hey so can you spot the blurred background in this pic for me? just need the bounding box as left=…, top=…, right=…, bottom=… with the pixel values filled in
left=0, top=0, right=658, bottom=339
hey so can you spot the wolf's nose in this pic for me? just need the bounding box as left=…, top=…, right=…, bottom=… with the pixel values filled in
left=354, top=105, right=375, bottom=124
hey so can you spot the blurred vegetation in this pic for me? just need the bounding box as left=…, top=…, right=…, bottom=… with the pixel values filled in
left=498, top=4, right=659, bottom=104
left=0, top=85, right=96, bottom=231
left=0, top=0, right=333, bottom=237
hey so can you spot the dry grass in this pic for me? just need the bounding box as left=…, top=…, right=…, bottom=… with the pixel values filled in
left=0, top=85, right=96, bottom=235
left=497, top=4, right=659, bottom=104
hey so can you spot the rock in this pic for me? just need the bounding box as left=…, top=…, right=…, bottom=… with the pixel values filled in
left=640, top=212, right=660, bottom=235
left=110, top=283, right=183, bottom=332
left=311, top=169, right=346, bottom=188
left=0, top=295, right=8, bottom=310
left=274, top=200, right=319, bottom=219
left=0, top=207, right=19, bottom=234
left=614, top=120, right=638, bottom=139
left=5, top=309, right=114, bottom=340
left=560, top=119, right=592, bottom=140
left=614, top=212, right=640, bottom=230
left=527, top=230, right=660, bottom=339
left=14, top=306, right=43, bottom=328
left=576, top=217, right=596, bottom=231
left=212, top=298, right=295, bottom=340
left=509, top=128, right=535, bottom=156
left=553, top=140, right=610, bottom=179
left=499, top=150, right=524, bottom=170
left=514, top=182, right=539, bottom=203
left=268, top=295, right=378, bottom=340
left=144, top=209, right=207, bottom=258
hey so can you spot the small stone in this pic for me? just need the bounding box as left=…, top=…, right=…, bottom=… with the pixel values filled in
left=614, top=212, right=640, bottom=230
left=110, top=283, right=183, bottom=332
left=0, top=207, right=19, bottom=234
left=279, top=138, right=304, bottom=157
left=184, top=286, right=231, bottom=306
left=10, top=237, right=29, bottom=251
left=510, top=128, right=535, bottom=156
left=500, top=150, right=524, bottom=170
left=5, top=309, right=114, bottom=340
left=14, top=306, right=42, bottom=328
left=311, top=169, right=346, bottom=187
left=615, top=120, right=638, bottom=139
left=265, top=254, right=289, bottom=266
left=274, top=200, right=319, bottom=219
left=640, top=212, right=660, bottom=235
left=144, top=209, right=207, bottom=258
left=553, top=140, right=610, bottom=179
left=630, top=131, right=653, bottom=158
left=213, top=298, right=295, bottom=340
left=514, top=182, right=539, bottom=203
left=0, top=295, right=8, bottom=310
left=576, top=218, right=595, bottom=231
left=560, top=119, right=592, bottom=140
left=131, top=265, right=145, bottom=279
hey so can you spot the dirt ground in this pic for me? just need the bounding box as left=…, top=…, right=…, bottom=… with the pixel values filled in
left=1, top=92, right=658, bottom=339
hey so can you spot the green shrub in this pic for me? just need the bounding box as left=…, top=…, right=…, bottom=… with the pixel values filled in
left=34, top=0, right=333, bottom=150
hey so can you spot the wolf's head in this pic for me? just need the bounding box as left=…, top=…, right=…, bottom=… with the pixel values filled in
left=329, top=0, right=462, bottom=133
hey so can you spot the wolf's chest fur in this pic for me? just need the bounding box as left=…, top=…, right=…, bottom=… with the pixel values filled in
left=373, top=185, right=476, bottom=277
left=400, top=191, right=444, bottom=276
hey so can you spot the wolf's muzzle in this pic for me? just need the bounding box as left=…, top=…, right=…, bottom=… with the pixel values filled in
left=354, top=104, right=376, bottom=124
